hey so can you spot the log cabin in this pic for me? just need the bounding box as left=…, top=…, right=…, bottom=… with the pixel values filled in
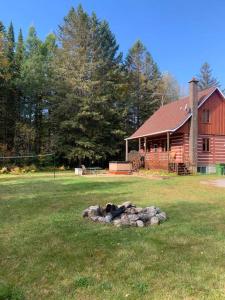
left=125, top=78, right=225, bottom=174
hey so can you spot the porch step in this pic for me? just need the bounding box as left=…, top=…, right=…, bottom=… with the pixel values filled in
left=169, top=163, right=191, bottom=175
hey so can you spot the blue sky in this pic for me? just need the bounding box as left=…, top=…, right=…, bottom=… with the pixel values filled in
left=1, top=0, right=225, bottom=90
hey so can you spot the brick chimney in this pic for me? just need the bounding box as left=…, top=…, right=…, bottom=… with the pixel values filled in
left=189, top=77, right=199, bottom=173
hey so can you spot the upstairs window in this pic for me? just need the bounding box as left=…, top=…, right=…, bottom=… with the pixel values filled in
left=202, top=138, right=210, bottom=152
left=202, top=109, right=210, bottom=123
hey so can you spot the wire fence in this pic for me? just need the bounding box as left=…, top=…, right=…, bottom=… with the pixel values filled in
left=0, top=153, right=56, bottom=178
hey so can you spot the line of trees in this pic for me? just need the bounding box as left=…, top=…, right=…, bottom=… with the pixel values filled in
left=0, top=5, right=219, bottom=166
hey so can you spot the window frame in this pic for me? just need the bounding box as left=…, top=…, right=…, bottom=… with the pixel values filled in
left=202, top=109, right=210, bottom=124
left=202, top=137, right=210, bottom=152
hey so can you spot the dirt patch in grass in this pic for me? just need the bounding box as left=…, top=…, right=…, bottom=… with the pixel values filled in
left=201, top=179, right=225, bottom=188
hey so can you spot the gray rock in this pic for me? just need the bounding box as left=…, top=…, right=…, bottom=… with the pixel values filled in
left=156, top=212, right=167, bottom=223
left=136, top=220, right=144, bottom=227
left=113, top=219, right=122, bottom=227
left=98, top=216, right=106, bottom=223
left=105, top=214, right=113, bottom=223
left=155, top=207, right=161, bottom=214
left=120, top=214, right=130, bottom=226
left=125, top=207, right=137, bottom=214
left=128, top=214, right=139, bottom=222
left=143, top=206, right=157, bottom=217
left=136, top=207, right=143, bottom=214
left=138, top=213, right=151, bottom=223
left=82, top=209, right=89, bottom=218
left=127, top=214, right=138, bottom=226
left=150, top=216, right=159, bottom=225
left=90, top=216, right=99, bottom=222
left=120, top=201, right=133, bottom=209
left=89, top=205, right=100, bottom=217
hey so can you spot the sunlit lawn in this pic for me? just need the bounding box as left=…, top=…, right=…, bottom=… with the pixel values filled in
left=0, top=172, right=225, bottom=299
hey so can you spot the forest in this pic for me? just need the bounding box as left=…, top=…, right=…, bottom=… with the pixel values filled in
left=0, top=5, right=219, bottom=167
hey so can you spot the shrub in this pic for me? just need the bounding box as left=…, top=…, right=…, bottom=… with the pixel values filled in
left=10, top=167, right=23, bottom=175
left=58, top=165, right=65, bottom=171
left=0, top=167, right=9, bottom=174
left=23, top=164, right=37, bottom=173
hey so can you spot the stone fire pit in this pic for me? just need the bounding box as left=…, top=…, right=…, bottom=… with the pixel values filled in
left=82, top=201, right=167, bottom=227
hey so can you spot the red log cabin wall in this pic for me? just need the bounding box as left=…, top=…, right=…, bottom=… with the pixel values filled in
left=144, top=134, right=185, bottom=170
left=178, top=89, right=225, bottom=168
left=141, top=90, right=225, bottom=171
left=144, top=136, right=168, bottom=170
left=197, top=90, right=225, bottom=166
left=170, top=134, right=184, bottom=163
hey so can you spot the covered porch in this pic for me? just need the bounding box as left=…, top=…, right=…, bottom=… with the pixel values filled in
left=125, top=132, right=188, bottom=173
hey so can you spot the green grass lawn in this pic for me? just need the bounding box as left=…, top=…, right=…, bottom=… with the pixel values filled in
left=1, top=173, right=225, bottom=299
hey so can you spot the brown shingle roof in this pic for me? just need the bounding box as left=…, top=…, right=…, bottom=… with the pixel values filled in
left=128, top=87, right=217, bottom=140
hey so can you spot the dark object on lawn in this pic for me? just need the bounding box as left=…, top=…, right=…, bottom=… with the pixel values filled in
left=111, top=206, right=125, bottom=219
left=105, top=203, right=118, bottom=213
left=82, top=202, right=167, bottom=227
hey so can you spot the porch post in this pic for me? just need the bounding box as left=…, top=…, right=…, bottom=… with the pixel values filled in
left=167, top=132, right=170, bottom=170
left=125, top=139, right=128, bottom=161
left=138, top=138, right=141, bottom=151
left=144, top=137, right=147, bottom=154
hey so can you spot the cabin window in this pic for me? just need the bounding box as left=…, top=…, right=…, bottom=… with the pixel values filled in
left=202, top=138, right=210, bottom=152
left=202, top=109, right=210, bottom=123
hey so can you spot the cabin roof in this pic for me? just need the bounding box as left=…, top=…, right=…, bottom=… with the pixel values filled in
left=127, top=87, right=223, bottom=140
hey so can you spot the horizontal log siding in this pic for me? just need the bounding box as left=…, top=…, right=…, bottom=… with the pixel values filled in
left=144, top=134, right=185, bottom=169
left=145, top=152, right=169, bottom=170
left=181, top=133, right=225, bottom=166
left=198, top=135, right=225, bottom=165
left=214, top=136, right=225, bottom=163
left=170, top=134, right=184, bottom=163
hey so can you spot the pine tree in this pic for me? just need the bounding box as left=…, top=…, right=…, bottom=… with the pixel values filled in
left=197, top=62, right=220, bottom=90
left=0, top=21, right=14, bottom=151
left=18, top=27, right=56, bottom=154
left=6, top=22, right=15, bottom=67
left=0, top=21, right=8, bottom=149
left=15, top=29, right=24, bottom=73
left=5, top=22, right=17, bottom=150
left=0, top=21, right=8, bottom=80
left=125, top=40, right=161, bottom=130
left=52, top=5, right=125, bottom=165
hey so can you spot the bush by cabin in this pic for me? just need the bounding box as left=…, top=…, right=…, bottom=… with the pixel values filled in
left=126, top=78, right=225, bottom=175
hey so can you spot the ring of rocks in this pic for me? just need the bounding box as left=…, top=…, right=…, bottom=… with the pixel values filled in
left=82, top=201, right=167, bottom=227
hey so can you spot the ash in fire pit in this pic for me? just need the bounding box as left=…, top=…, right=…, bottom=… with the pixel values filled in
left=82, top=201, right=167, bottom=227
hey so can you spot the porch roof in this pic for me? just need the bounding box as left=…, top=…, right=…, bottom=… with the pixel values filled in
left=127, top=87, right=220, bottom=140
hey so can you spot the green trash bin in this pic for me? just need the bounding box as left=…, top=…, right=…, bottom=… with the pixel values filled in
left=216, top=164, right=225, bottom=175
left=221, top=164, right=225, bottom=175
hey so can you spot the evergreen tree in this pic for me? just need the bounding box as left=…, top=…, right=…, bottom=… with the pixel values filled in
left=5, top=22, right=17, bottom=150
left=15, top=29, right=24, bottom=73
left=6, top=22, right=15, bottom=67
left=125, top=40, right=161, bottom=130
left=0, top=21, right=8, bottom=80
left=0, top=21, right=13, bottom=151
left=197, top=62, right=220, bottom=90
left=18, top=27, right=56, bottom=154
left=52, top=5, right=125, bottom=165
